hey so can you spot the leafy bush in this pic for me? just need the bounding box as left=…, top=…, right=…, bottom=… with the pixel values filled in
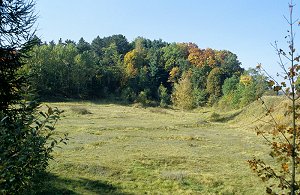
left=121, top=87, right=136, bottom=103
left=158, top=84, right=170, bottom=108
left=193, top=89, right=208, bottom=107
left=238, top=82, right=257, bottom=107
left=222, top=75, right=239, bottom=96
left=217, top=94, right=234, bottom=110
left=219, top=72, right=268, bottom=109
left=0, top=102, right=67, bottom=194
left=137, top=90, right=150, bottom=106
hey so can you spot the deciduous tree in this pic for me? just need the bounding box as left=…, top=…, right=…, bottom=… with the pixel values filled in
left=171, top=75, right=194, bottom=110
left=206, top=67, right=224, bottom=104
left=248, top=1, right=300, bottom=194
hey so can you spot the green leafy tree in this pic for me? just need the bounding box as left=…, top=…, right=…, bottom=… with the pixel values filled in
left=77, top=37, right=91, bottom=53
left=246, top=68, right=268, bottom=98
left=206, top=67, right=224, bottom=104
left=97, top=43, right=123, bottom=96
left=222, top=75, right=239, bottom=96
left=0, top=0, right=67, bottom=193
left=137, top=89, right=150, bottom=106
left=193, top=89, right=208, bottom=107
left=162, top=43, right=189, bottom=71
left=27, top=42, right=98, bottom=98
left=146, top=43, right=169, bottom=99
left=190, top=66, right=212, bottom=90
left=216, top=50, right=243, bottom=77
left=220, top=72, right=267, bottom=109
left=237, top=80, right=257, bottom=107
left=91, top=35, right=104, bottom=57
left=101, top=43, right=121, bottom=67
left=131, top=36, right=152, bottom=51
left=24, top=44, right=52, bottom=97
left=106, top=34, right=131, bottom=55
left=54, top=43, right=78, bottom=96
left=73, top=50, right=97, bottom=97
left=158, top=83, right=170, bottom=107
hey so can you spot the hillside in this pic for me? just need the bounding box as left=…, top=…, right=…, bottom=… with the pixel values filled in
left=229, top=96, right=290, bottom=129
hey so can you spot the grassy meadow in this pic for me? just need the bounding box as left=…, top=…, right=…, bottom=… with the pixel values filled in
left=31, top=99, right=283, bottom=194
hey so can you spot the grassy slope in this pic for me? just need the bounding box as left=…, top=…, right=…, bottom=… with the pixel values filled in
left=33, top=100, right=278, bottom=194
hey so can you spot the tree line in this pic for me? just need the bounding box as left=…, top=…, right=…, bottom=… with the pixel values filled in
left=25, top=35, right=268, bottom=109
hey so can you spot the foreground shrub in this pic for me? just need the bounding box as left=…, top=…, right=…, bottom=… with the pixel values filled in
left=0, top=1, right=67, bottom=193
left=0, top=103, right=66, bottom=194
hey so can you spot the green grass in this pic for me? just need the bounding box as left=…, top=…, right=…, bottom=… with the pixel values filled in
left=32, top=101, right=273, bottom=194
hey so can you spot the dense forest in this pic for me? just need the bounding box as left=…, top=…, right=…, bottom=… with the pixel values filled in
left=25, top=35, right=268, bottom=109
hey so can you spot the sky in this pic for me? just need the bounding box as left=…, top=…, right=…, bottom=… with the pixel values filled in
left=35, top=0, right=299, bottom=77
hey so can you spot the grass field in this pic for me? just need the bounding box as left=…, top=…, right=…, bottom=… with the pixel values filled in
left=32, top=100, right=276, bottom=194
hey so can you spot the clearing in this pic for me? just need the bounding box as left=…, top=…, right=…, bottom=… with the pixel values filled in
left=35, top=99, right=278, bottom=194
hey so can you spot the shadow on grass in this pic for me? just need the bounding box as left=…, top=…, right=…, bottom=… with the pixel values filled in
left=27, top=173, right=131, bottom=195
left=40, top=96, right=161, bottom=108
left=40, top=96, right=131, bottom=106
left=210, top=110, right=243, bottom=123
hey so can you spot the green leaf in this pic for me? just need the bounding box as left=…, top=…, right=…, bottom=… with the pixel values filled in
left=45, top=125, right=55, bottom=131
